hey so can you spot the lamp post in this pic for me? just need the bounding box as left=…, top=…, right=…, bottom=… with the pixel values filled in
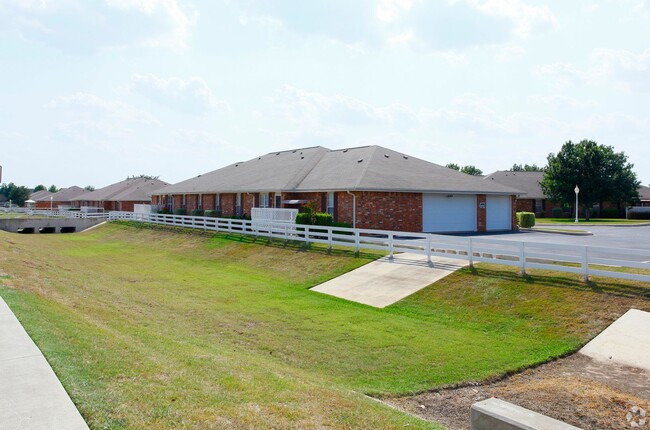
left=574, top=185, right=580, bottom=223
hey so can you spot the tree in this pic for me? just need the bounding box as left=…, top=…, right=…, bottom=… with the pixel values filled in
left=460, top=165, right=483, bottom=176
left=0, top=183, right=32, bottom=206
left=127, top=174, right=159, bottom=180
left=33, top=184, right=46, bottom=192
left=511, top=163, right=544, bottom=172
left=540, top=140, right=639, bottom=220
left=84, top=185, right=95, bottom=191
left=446, top=163, right=483, bottom=176
left=48, top=185, right=59, bottom=193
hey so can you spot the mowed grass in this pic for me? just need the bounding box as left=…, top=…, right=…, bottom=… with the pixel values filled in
left=0, top=223, right=649, bottom=429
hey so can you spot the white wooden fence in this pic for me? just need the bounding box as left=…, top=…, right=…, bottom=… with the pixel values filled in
left=28, top=210, right=109, bottom=219
left=108, top=211, right=650, bottom=284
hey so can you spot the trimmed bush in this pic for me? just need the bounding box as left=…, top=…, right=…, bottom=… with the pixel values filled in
left=516, top=212, right=536, bottom=228
left=173, top=208, right=187, bottom=215
left=191, top=209, right=205, bottom=216
left=600, top=207, right=620, bottom=218
left=551, top=207, right=563, bottom=218
left=628, top=210, right=650, bottom=220
left=313, top=213, right=333, bottom=226
left=157, top=209, right=171, bottom=215
left=204, top=210, right=222, bottom=218
left=295, top=213, right=312, bottom=225
left=332, top=221, right=351, bottom=229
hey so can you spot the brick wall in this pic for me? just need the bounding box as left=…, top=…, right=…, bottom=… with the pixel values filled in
left=511, top=196, right=518, bottom=231
left=242, top=194, right=254, bottom=218
left=333, top=191, right=422, bottom=232
left=202, top=194, right=216, bottom=211
left=476, top=194, right=486, bottom=232
left=186, top=194, right=198, bottom=212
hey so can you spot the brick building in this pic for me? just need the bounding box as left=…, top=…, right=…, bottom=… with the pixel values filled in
left=72, top=177, right=169, bottom=212
left=34, top=186, right=86, bottom=209
left=151, top=146, right=520, bottom=233
left=483, top=171, right=562, bottom=217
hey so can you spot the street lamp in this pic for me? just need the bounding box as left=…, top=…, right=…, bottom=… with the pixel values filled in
left=574, top=185, right=580, bottom=223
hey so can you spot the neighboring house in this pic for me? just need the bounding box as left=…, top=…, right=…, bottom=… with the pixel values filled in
left=151, top=145, right=521, bottom=233
left=34, top=186, right=86, bottom=209
left=29, top=190, right=53, bottom=202
left=485, top=171, right=649, bottom=216
left=72, top=177, right=169, bottom=212
left=639, top=185, right=650, bottom=207
left=483, top=171, right=562, bottom=217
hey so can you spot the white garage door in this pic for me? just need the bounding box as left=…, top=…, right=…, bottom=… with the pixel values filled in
left=486, top=195, right=511, bottom=231
left=422, top=194, right=477, bottom=232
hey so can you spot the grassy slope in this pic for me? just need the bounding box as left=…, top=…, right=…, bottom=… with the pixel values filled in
left=0, top=222, right=648, bottom=429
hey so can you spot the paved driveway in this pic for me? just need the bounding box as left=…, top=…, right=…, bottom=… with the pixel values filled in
left=460, top=225, right=650, bottom=263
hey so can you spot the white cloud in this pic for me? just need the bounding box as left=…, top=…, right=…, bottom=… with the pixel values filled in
left=0, top=0, right=198, bottom=53
left=45, top=93, right=159, bottom=150
left=496, top=44, right=526, bottom=61
left=460, top=0, right=558, bottom=37
left=375, top=0, right=413, bottom=23
left=276, top=85, right=423, bottom=129
left=46, top=93, right=159, bottom=125
left=130, top=74, right=227, bottom=115
left=528, top=94, right=597, bottom=109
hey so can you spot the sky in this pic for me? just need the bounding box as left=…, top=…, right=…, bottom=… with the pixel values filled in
left=1, top=0, right=649, bottom=189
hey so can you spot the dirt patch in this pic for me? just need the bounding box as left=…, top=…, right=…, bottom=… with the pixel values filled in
left=386, top=353, right=649, bottom=430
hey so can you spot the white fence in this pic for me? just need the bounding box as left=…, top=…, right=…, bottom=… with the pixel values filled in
left=251, top=207, right=298, bottom=223
left=28, top=210, right=109, bottom=219
left=108, top=211, right=650, bottom=284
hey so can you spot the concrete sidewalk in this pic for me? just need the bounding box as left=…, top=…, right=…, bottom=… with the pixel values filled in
left=311, top=253, right=467, bottom=308
left=580, top=308, right=650, bottom=372
left=0, top=297, right=88, bottom=430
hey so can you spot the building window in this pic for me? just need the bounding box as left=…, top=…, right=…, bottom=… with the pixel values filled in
left=259, top=192, right=269, bottom=208
left=327, top=192, right=334, bottom=215
left=275, top=193, right=282, bottom=208
left=215, top=193, right=220, bottom=211
left=534, top=199, right=543, bottom=214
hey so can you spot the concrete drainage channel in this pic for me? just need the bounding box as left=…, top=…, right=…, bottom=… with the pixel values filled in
left=0, top=218, right=105, bottom=234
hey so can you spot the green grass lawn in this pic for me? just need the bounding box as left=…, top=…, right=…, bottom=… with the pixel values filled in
left=536, top=218, right=649, bottom=224
left=0, top=222, right=648, bottom=429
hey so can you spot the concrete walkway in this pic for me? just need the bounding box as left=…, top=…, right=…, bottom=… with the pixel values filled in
left=311, top=253, right=467, bottom=308
left=0, top=297, right=88, bottom=430
left=580, top=308, right=650, bottom=372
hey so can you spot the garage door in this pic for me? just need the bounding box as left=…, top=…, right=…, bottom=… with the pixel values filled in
left=486, top=195, right=511, bottom=231
left=422, top=194, right=476, bottom=232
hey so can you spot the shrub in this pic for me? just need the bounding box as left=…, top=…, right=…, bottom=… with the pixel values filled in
left=551, top=207, right=563, bottom=218
left=332, top=221, right=351, bottom=229
left=157, top=209, right=171, bottom=215
left=173, top=208, right=187, bottom=215
left=191, top=209, right=205, bottom=216
left=295, top=213, right=312, bottom=225
left=204, top=210, right=222, bottom=218
left=516, top=212, right=536, bottom=228
left=600, top=207, right=620, bottom=218
left=313, top=213, right=333, bottom=226
left=627, top=210, right=650, bottom=220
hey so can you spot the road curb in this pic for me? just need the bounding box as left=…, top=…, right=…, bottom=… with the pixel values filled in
left=521, top=227, right=593, bottom=236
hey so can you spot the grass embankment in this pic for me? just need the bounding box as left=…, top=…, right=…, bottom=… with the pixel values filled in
left=536, top=218, right=649, bottom=224
left=0, top=222, right=648, bottom=429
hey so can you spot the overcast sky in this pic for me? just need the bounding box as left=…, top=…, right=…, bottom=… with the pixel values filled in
left=1, top=0, right=649, bottom=189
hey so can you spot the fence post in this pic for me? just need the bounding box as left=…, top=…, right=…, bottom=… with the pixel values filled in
left=468, top=237, right=473, bottom=268
left=388, top=232, right=394, bottom=260
left=327, top=227, right=332, bottom=252
left=426, top=235, right=432, bottom=267
left=519, top=241, right=526, bottom=276
left=582, top=246, right=589, bottom=282
left=355, top=230, right=360, bottom=256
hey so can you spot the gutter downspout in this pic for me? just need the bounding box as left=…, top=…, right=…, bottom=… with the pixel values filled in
left=346, top=190, right=356, bottom=229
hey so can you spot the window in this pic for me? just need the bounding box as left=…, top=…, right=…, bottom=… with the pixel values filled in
left=327, top=192, right=334, bottom=215
left=534, top=199, right=543, bottom=214
left=275, top=193, right=282, bottom=208
left=215, top=193, right=220, bottom=211
left=259, top=192, right=269, bottom=208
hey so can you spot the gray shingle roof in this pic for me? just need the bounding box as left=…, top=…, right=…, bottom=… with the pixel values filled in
left=639, top=185, right=650, bottom=201
left=72, top=178, right=169, bottom=202
left=483, top=171, right=542, bottom=198
left=30, top=190, right=53, bottom=201
left=36, top=186, right=86, bottom=202
left=154, top=145, right=521, bottom=196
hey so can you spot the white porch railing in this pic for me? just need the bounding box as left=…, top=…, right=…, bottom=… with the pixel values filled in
left=107, top=211, right=650, bottom=284
left=27, top=210, right=110, bottom=219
